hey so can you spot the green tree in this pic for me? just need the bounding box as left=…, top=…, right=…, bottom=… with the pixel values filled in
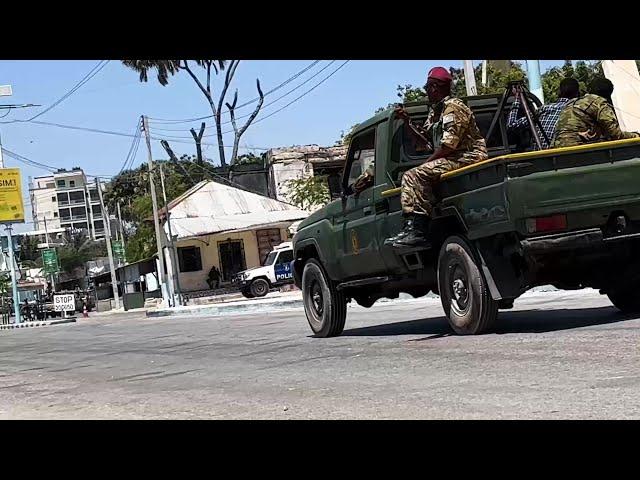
left=19, top=235, right=40, bottom=263
left=284, top=175, right=330, bottom=211
left=122, top=60, right=264, bottom=167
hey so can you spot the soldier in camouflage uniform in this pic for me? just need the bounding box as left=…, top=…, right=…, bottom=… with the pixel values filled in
left=385, top=67, right=488, bottom=249
left=552, top=77, right=640, bottom=148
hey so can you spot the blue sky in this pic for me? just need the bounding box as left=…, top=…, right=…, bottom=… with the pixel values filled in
left=1, top=59, right=568, bottom=231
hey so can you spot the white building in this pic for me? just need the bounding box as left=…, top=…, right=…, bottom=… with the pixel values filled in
left=29, top=168, right=108, bottom=240
left=161, top=180, right=308, bottom=292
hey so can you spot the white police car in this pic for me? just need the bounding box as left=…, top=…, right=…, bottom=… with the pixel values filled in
left=234, top=242, right=295, bottom=298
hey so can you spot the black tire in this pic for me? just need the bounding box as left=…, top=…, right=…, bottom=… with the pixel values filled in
left=607, top=288, right=640, bottom=314
left=241, top=288, right=255, bottom=299
left=437, top=235, right=498, bottom=335
left=249, top=278, right=270, bottom=298
left=301, top=259, right=347, bottom=337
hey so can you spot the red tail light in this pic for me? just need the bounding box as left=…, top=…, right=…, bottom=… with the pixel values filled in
left=526, top=214, right=567, bottom=234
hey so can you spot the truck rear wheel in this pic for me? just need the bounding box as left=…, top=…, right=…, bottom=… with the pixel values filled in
left=607, top=287, right=640, bottom=314
left=438, top=236, right=498, bottom=335
left=250, top=278, right=270, bottom=298
left=302, top=259, right=347, bottom=337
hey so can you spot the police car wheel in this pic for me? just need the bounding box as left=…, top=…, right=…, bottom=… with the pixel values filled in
left=302, top=259, right=347, bottom=338
left=241, top=288, right=255, bottom=299
left=250, top=278, right=270, bottom=298
left=437, top=235, right=498, bottom=335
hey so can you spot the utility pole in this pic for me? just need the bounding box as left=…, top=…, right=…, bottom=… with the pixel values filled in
left=526, top=60, right=545, bottom=104
left=43, top=215, right=55, bottom=292
left=95, top=178, right=120, bottom=310
left=159, top=164, right=182, bottom=306
left=463, top=60, right=478, bottom=96
left=4, top=225, right=20, bottom=323
left=116, top=202, right=125, bottom=249
left=142, top=115, right=168, bottom=305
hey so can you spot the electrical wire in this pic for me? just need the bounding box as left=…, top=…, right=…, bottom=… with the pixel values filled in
left=1, top=61, right=110, bottom=125
left=148, top=61, right=338, bottom=135
left=148, top=60, right=322, bottom=125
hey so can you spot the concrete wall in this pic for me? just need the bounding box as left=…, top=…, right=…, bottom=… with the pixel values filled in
left=602, top=60, right=640, bottom=132
left=175, top=225, right=292, bottom=292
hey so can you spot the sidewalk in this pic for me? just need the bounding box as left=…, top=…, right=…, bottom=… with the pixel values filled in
left=0, top=318, right=77, bottom=331
left=146, top=290, right=304, bottom=318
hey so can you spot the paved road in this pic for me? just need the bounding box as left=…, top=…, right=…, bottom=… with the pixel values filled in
left=1, top=290, right=639, bottom=419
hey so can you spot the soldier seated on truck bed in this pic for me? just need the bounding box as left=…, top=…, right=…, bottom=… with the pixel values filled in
left=552, top=77, right=640, bottom=148
left=384, top=66, right=488, bottom=249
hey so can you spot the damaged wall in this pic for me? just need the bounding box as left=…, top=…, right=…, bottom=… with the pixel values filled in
left=266, top=144, right=348, bottom=204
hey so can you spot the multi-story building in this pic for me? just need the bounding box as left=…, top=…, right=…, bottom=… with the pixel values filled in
left=29, top=168, right=108, bottom=240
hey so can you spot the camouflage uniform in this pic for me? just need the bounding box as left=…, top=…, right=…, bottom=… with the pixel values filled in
left=401, top=96, right=488, bottom=216
left=552, top=94, right=640, bottom=148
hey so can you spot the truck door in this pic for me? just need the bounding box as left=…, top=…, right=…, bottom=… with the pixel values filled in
left=334, top=126, right=388, bottom=278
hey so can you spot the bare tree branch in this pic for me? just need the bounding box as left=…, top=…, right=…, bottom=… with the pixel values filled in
left=180, top=61, right=216, bottom=114
left=226, top=79, right=264, bottom=163
left=213, top=60, right=239, bottom=167
left=206, top=61, right=212, bottom=95
left=190, top=122, right=206, bottom=164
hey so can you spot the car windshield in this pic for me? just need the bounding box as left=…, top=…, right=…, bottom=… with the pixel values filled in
left=264, top=251, right=278, bottom=266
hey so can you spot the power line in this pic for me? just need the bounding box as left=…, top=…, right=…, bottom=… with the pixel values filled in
left=148, top=61, right=338, bottom=135
left=148, top=60, right=322, bottom=125
left=1, top=61, right=110, bottom=124
left=16, top=119, right=271, bottom=151
left=118, top=120, right=143, bottom=174
left=223, top=60, right=350, bottom=133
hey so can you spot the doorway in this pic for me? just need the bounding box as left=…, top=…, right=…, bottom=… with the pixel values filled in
left=218, top=239, right=247, bottom=282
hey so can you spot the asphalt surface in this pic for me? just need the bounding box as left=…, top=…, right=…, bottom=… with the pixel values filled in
left=1, top=289, right=639, bottom=419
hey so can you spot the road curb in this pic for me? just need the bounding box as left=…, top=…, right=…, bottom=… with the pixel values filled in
left=0, top=318, right=77, bottom=331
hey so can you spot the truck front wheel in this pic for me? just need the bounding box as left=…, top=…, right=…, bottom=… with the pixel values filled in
left=302, top=259, right=347, bottom=337
left=438, top=236, right=498, bottom=335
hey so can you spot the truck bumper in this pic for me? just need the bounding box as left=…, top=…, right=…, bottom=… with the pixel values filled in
left=521, top=229, right=604, bottom=255
left=521, top=228, right=640, bottom=255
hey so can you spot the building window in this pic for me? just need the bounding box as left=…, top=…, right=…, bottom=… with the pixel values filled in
left=178, top=246, right=202, bottom=272
left=57, top=180, right=65, bottom=188
left=46, top=182, right=55, bottom=189
left=52, top=196, right=56, bottom=202
left=69, top=180, right=75, bottom=187
left=53, top=212, right=58, bottom=218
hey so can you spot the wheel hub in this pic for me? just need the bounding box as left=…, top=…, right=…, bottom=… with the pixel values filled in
left=449, top=264, right=469, bottom=315
left=311, top=282, right=323, bottom=315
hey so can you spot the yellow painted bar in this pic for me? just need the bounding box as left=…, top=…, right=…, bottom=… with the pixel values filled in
left=441, top=137, right=640, bottom=180
left=379, top=137, right=640, bottom=198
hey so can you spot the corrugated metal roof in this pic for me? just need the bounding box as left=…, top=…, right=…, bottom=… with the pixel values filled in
left=165, top=181, right=308, bottom=239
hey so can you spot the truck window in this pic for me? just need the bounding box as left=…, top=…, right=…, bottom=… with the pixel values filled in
left=276, top=250, right=294, bottom=265
left=264, top=251, right=278, bottom=266
left=345, top=129, right=376, bottom=191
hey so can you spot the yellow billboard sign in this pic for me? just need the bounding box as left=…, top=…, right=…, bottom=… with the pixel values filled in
left=0, top=168, right=25, bottom=223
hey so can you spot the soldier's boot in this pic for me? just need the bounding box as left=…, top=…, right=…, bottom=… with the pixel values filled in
left=392, top=214, right=431, bottom=249
left=384, top=214, right=432, bottom=249
left=384, top=215, right=413, bottom=246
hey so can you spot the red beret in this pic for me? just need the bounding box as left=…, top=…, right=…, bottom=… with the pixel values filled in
left=427, top=67, right=452, bottom=83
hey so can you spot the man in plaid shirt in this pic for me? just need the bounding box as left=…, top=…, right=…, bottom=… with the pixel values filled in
left=507, top=78, right=580, bottom=150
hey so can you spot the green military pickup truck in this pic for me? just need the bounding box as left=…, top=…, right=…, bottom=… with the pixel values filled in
left=292, top=93, right=640, bottom=336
